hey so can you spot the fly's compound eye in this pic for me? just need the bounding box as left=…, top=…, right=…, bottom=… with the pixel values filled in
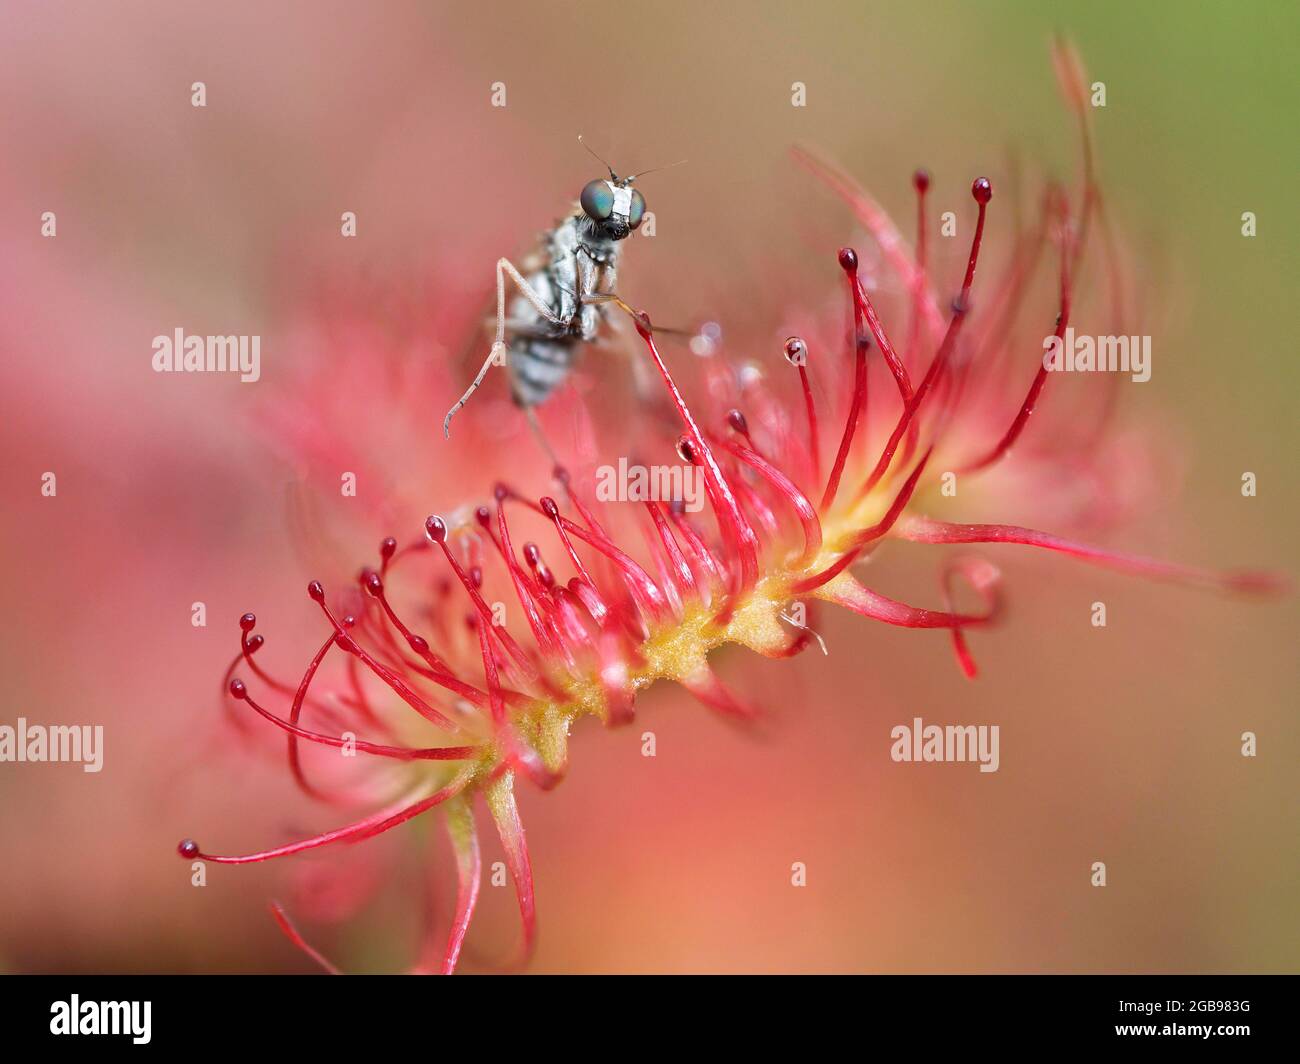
left=581, top=180, right=614, bottom=221
left=628, top=189, right=646, bottom=229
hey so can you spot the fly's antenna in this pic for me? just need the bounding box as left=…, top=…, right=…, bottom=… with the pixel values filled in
left=625, top=158, right=688, bottom=183
left=578, top=134, right=618, bottom=181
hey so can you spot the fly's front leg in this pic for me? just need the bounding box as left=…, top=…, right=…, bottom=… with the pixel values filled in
left=443, top=258, right=568, bottom=438
left=572, top=250, right=606, bottom=341
left=581, top=291, right=647, bottom=332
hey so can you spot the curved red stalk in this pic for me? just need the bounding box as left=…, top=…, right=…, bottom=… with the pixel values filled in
left=231, top=679, right=478, bottom=761
left=634, top=316, right=761, bottom=592
left=343, top=654, right=389, bottom=735
left=791, top=144, right=946, bottom=344
left=360, top=600, right=448, bottom=684
left=379, top=536, right=429, bottom=578
left=474, top=617, right=506, bottom=728
left=905, top=168, right=931, bottom=363
left=553, top=466, right=613, bottom=542
left=817, top=573, right=995, bottom=629
left=553, top=580, right=603, bottom=637
left=668, top=507, right=723, bottom=607
left=487, top=502, right=562, bottom=659
left=506, top=734, right=564, bottom=791
left=726, top=408, right=760, bottom=454
left=597, top=627, right=636, bottom=725
left=237, top=621, right=346, bottom=728
left=311, top=585, right=461, bottom=727
left=281, top=633, right=342, bottom=798
left=732, top=474, right=779, bottom=541
left=188, top=768, right=474, bottom=864
left=679, top=663, right=758, bottom=721
left=548, top=586, right=597, bottom=650
left=645, top=501, right=696, bottom=597
left=506, top=488, right=647, bottom=632
left=535, top=597, right=583, bottom=675
left=539, top=498, right=614, bottom=626
left=863, top=263, right=926, bottom=475
left=440, top=803, right=481, bottom=975
left=366, top=575, right=457, bottom=678
left=566, top=577, right=609, bottom=628
left=896, top=517, right=1288, bottom=595
left=794, top=448, right=933, bottom=592
left=555, top=512, right=669, bottom=621
left=797, top=363, right=821, bottom=486
left=523, top=542, right=556, bottom=590
left=822, top=250, right=870, bottom=512
left=719, top=439, right=823, bottom=566
left=425, top=518, right=541, bottom=685
left=486, top=780, right=537, bottom=965
left=959, top=229, right=1072, bottom=473
left=540, top=496, right=594, bottom=583
left=642, top=531, right=687, bottom=618
left=855, top=275, right=913, bottom=405
left=859, top=179, right=992, bottom=496
left=270, top=901, right=341, bottom=975
left=509, top=491, right=643, bottom=616
left=968, top=187, right=1053, bottom=380
left=220, top=650, right=255, bottom=736
left=939, top=557, right=1003, bottom=679
left=238, top=629, right=297, bottom=697
left=934, top=197, right=1051, bottom=451
left=359, top=627, right=483, bottom=717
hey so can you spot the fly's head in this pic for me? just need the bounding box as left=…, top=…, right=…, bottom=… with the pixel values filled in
left=579, top=175, right=645, bottom=241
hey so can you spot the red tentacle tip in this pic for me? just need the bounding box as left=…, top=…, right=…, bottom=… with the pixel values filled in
left=307, top=580, right=325, bottom=603
left=913, top=168, right=931, bottom=193
left=633, top=312, right=653, bottom=339
left=361, top=569, right=383, bottom=596
left=425, top=515, right=448, bottom=544
left=784, top=336, right=808, bottom=365
left=379, top=536, right=397, bottom=561
left=229, top=678, right=248, bottom=699
left=238, top=612, right=257, bottom=632
left=474, top=505, right=492, bottom=528
left=177, top=839, right=200, bottom=859
left=837, top=247, right=858, bottom=273
left=972, top=177, right=993, bottom=204
left=676, top=435, right=699, bottom=464
left=539, top=496, right=560, bottom=519
left=726, top=409, right=749, bottom=435
left=1226, top=570, right=1292, bottom=597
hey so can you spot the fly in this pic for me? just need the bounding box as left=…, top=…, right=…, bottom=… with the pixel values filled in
left=442, top=137, right=683, bottom=441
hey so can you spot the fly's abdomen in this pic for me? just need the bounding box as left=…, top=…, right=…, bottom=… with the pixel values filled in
left=509, top=335, right=579, bottom=408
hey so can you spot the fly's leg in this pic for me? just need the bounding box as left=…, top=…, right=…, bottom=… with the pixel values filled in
left=443, top=258, right=570, bottom=438
left=523, top=405, right=560, bottom=468
left=571, top=250, right=606, bottom=342
left=579, top=291, right=644, bottom=325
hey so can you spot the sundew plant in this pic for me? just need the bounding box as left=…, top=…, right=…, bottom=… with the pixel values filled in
left=177, top=41, right=1282, bottom=974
